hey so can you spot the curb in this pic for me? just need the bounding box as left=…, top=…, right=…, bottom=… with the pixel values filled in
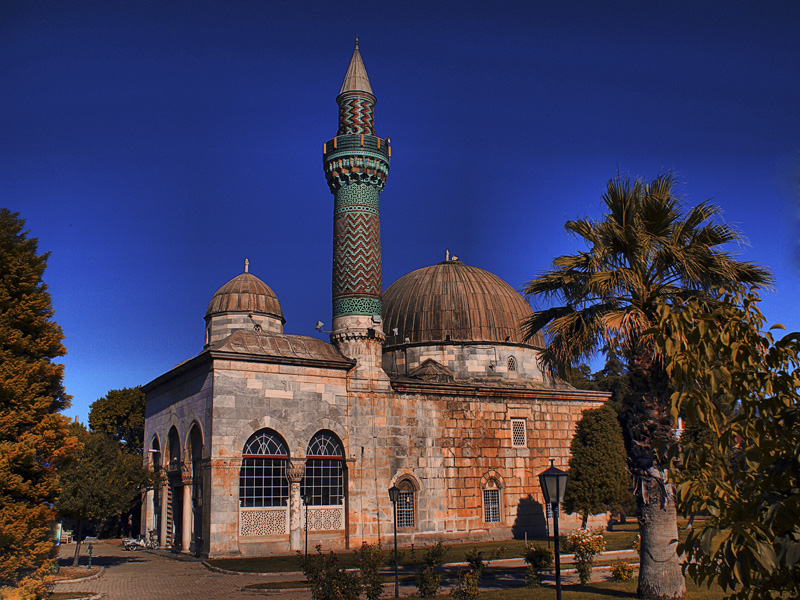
left=51, top=567, right=106, bottom=584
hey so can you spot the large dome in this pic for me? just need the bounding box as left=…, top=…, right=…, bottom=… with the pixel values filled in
left=206, top=272, right=283, bottom=322
left=382, top=260, right=542, bottom=347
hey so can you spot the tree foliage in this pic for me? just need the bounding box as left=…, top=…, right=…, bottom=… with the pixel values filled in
left=522, top=174, right=772, bottom=377
left=88, top=386, right=145, bottom=454
left=56, top=423, right=157, bottom=565
left=0, top=210, right=79, bottom=590
left=521, top=174, right=772, bottom=600
left=655, top=289, right=800, bottom=600
left=563, top=405, right=630, bottom=526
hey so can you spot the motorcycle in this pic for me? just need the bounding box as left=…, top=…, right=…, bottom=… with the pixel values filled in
left=122, top=531, right=158, bottom=550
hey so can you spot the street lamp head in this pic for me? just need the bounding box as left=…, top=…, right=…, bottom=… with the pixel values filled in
left=538, top=459, right=568, bottom=506
left=302, top=494, right=312, bottom=505
left=388, top=485, right=400, bottom=503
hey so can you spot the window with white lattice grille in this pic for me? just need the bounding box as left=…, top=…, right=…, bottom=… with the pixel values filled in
left=483, top=480, right=501, bottom=523
left=301, top=431, right=345, bottom=506
left=396, top=480, right=416, bottom=528
left=507, top=356, right=517, bottom=371
left=239, top=429, right=289, bottom=508
left=511, top=419, right=526, bottom=447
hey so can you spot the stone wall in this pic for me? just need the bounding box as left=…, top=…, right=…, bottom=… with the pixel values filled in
left=382, top=343, right=544, bottom=382
left=344, top=385, right=606, bottom=549
left=145, top=354, right=608, bottom=557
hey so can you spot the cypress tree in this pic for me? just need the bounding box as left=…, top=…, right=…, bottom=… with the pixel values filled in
left=0, top=210, right=78, bottom=589
left=563, top=404, right=630, bottom=527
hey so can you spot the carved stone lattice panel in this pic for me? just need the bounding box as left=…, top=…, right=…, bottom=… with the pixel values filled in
left=306, top=506, right=344, bottom=531
left=239, top=507, right=288, bottom=536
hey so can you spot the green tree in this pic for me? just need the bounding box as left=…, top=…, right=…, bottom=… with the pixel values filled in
left=0, top=210, right=79, bottom=593
left=655, top=290, right=800, bottom=600
left=522, top=174, right=772, bottom=599
left=88, top=386, right=145, bottom=454
left=564, top=405, right=629, bottom=528
left=56, top=424, right=156, bottom=566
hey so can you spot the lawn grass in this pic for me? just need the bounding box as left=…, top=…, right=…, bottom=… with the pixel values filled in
left=482, top=578, right=728, bottom=600
left=206, top=529, right=641, bottom=574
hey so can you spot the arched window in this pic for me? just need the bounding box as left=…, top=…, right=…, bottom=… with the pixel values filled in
left=483, top=478, right=502, bottom=523
left=167, top=426, right=181, bottom=472
left=150, top=436, right=161, bottom=471
left=239, top=429, right=289, bottom=508
left=507, top=356, right=517, bottom=372
left=396, top=479, right=416, bottom=529
left=302, top=431, right=344, bottom=506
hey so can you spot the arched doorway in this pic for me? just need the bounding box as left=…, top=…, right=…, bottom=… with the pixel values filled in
left=187, top=424, right=204, bottom=554
left=166, top=426, right=182, bottom=550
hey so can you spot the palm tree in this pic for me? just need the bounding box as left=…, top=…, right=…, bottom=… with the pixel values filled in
left=522, top=174, right=772, bottom=600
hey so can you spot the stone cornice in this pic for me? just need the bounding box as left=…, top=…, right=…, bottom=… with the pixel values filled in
left=143, top=347, right=355, bottom=395
left=390, top=379, right=610, bottom=403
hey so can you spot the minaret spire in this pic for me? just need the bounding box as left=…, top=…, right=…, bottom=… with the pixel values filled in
left=339, top=37, right=373, bottom=95
left=323, top=40, right=392, bottom=391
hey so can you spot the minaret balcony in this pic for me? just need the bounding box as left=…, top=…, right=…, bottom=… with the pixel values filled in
left=323, top=134, right=391, bottom=162
left=323, top=134, right=391, bottom=191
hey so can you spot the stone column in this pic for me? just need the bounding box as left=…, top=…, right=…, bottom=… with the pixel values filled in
left=182, top=472, right=193, bottom=553
left=142, top=489, right=153, bottom=536
left=287, top=462, right=304, bottom=552
left=159, top=482, right=168, bottom=548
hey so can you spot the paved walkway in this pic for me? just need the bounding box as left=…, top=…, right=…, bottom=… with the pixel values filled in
left=54, top=541, right=308, bottom=600
left=53, top=541, right=636, bottom=599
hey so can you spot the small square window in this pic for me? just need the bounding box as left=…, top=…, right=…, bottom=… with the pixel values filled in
left=511, top=419, right=526, bottom=447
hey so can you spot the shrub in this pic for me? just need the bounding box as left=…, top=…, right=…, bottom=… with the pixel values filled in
left=356, top=542, right=384, bottom=600
left=611, top=560, right=635, bottom=582
left=300, top=545, right=361, bottom=600
left=415, top=542, right=448, bottom=598
left=563, top=528, right=606, bottom=584
left=524, top=545, right=553, bottom=587
left=450, top=568, right=481, bottom=600
left=464, top=548, right=485, bottom=574
left=450, top=548, right=486, bottom=600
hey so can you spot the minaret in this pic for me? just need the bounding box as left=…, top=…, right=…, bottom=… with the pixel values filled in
left=323, top=39, right=391, bottom=391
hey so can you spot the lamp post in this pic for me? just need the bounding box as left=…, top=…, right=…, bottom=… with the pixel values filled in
left=302, top=493, right=311, bottom=559
left=538, top=459, right=568, bottom=600
left=388, top=485, right=400, bottom=598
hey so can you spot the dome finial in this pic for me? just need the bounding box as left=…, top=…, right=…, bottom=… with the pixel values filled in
left=244, top=258, right=249, bottom=273
left=446, top=249, right=450, bottom=261
left=355, top=35, right=359, bottom=49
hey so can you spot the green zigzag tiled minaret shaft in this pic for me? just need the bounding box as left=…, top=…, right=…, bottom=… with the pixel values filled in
left=323, top=39, right=390, bottom=321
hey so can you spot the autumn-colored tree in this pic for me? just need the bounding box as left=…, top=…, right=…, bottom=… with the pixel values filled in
left=0, top=210, right=79, bottom=593
left=88, top=386, right=145, bottom=454
left=563, top=405, right=630, bottom=527
left=656, top=290, right=800, bottom=600
left=522, top=174, right=772, bottom=599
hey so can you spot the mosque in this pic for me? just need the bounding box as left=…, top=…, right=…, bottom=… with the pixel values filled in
left=142, top=41, right=608, bottom=557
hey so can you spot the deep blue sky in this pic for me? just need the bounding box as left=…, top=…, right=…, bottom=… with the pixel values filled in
left=3, top=1, right=798, bottom=424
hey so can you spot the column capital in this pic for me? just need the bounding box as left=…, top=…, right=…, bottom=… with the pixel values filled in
left=287, top=461, right=305, bottom=483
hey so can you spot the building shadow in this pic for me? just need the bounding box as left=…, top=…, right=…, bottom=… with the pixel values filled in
left=510, top=494, right=547, bottom=539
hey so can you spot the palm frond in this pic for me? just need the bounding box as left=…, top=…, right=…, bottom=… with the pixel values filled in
left=524, top=172, right=773, bottom=377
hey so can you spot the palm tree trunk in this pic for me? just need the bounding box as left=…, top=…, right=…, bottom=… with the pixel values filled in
left=637, top=477, right=685, bottom=599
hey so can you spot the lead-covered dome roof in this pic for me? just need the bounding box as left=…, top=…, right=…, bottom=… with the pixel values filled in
left=206, top=272, right=284, bottom=323
left=382, top=260, right=542, bottom=347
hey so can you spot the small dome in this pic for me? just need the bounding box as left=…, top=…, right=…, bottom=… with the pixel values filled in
left=383, top=260, right=543, bottom=347
left=206, top=272, right=284, bottom=322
